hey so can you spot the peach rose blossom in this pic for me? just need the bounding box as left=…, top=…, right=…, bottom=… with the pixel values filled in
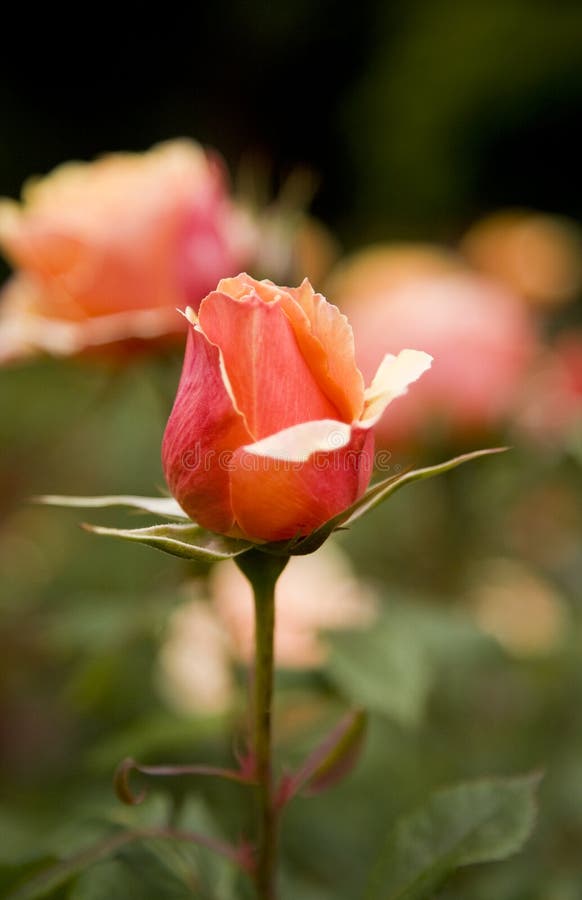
left=157, top=599, right=235, bottom=717
left=461, top=210, right=582, bottom=309
left=331, top=247, right=536, bottom=448
left=0, top=140, right=253, bottom=361
left=161, top=272, right=432, bottom=541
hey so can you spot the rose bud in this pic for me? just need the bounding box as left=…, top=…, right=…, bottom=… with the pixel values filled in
left=0, top=140, right=253, bottom=361
left=162, top=273, right=431, bottom=542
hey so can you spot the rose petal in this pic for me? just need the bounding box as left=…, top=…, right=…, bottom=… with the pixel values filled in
left=198, top=289, right=340, bottom=439
left=230, top=423, right=374, bottom=541
left=215, top=275, right=365, bottom=422
left=362, top=349, right=433, bottom=424
left=280, top=279, right=365, bottom=422
left=162, top=325, right=252, bottom=533
left=217, top=273, right=279, bottom=303
left=243, top=419, right=352, bottom=462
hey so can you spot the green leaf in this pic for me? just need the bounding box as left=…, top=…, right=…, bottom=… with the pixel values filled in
left=5, top=832, right=136, bottom=900
left=35, top=494, right=189, bottom=520
left=6, top=824, right=251, bottom=899
left=326, top=618, right=431, bottom=728
left=69, top=860, right=144, bottom=900
left=265, top=448, right=508, bottom=556
left=82, top=522, right=252, bottom=562
left=365, top=773, right=541, bottom=900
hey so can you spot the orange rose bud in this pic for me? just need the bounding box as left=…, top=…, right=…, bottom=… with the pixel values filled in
left=162, top=273, right=431, bottom=542
left=0, top=140, right=253, bottom=361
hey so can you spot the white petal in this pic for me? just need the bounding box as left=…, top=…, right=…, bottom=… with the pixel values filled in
left=242, top=419, right=352, bottom=462
left=362, top=349, right=433, bottom=425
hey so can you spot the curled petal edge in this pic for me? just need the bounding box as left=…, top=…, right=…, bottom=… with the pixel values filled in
left=362, top=349, right=433, bottom=425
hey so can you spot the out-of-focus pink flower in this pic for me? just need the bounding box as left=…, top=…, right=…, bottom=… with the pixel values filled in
left=461, top=210, right=582, bottom=309
left=515, top=332, right=582, bottom=447
left=469, top=558, right=566, bottom=657
left=212, top=543, right=378, bottom=668
left=162, top=272, right=431, bottom=541
left=156, top=544, right=378, bottom=716
left=156, top=600, right=235, bottom=717
left=0, top=140, right=253, bottom=361
left=330, top=246, right=537, bottom=448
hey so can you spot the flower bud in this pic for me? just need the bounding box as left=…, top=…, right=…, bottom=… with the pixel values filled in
left=162, top=273, right=431, bottom=541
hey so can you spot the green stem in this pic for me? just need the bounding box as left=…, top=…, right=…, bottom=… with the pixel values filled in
left=236, top=550, right=289, bottom=900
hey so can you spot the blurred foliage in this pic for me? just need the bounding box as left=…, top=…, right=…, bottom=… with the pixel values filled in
left=1, top=0, right=582, bottom=897
left=344, top=0, right=582, bottom=237
left=1, top=356, right=580, bottom=896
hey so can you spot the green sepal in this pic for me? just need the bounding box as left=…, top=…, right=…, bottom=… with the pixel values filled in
left=37, top=448, right=507, bottom=561
left=82, top=521, right=252, bottom=562
left=343, top=446, right=508, bottom=527
left=35, top=494, right=189, bottom=520
left=262, top=447, right=508, bottom=556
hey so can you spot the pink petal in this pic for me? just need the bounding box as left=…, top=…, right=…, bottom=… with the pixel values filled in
left=230, top=422, right=374, bottom=541
left=198, top=289, right=340, bottom=439
left=162, top=325, right=252, bottom=533
left=281, top=279, right=366, bottom=422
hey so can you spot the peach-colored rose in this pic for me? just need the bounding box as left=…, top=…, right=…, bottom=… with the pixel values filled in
left=0, top=140, right=252, bottom=361
left=460, top=210, right=582, bottom=309
left=161, top=272, right=431, bottom=541
left=331, top=247, right=536, bottom=448
left=157, top=600, right=235, bottom=717
left=156, top=544, right=378, bottom=715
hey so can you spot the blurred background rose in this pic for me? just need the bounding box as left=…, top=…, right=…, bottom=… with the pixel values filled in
left=330, top=247, right=537, bottom=449
left=157, top=544, right=378, bottom=716
left=0, top=140, right=254, bottom=361
left=460, top=210, right=582, bottom=310
left=514, top=331, right=582, bottom=451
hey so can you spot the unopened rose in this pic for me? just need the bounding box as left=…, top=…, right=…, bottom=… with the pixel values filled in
left=162, top=273, right=431, bottom=542
left=0, top=140, right=252, bottom=360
